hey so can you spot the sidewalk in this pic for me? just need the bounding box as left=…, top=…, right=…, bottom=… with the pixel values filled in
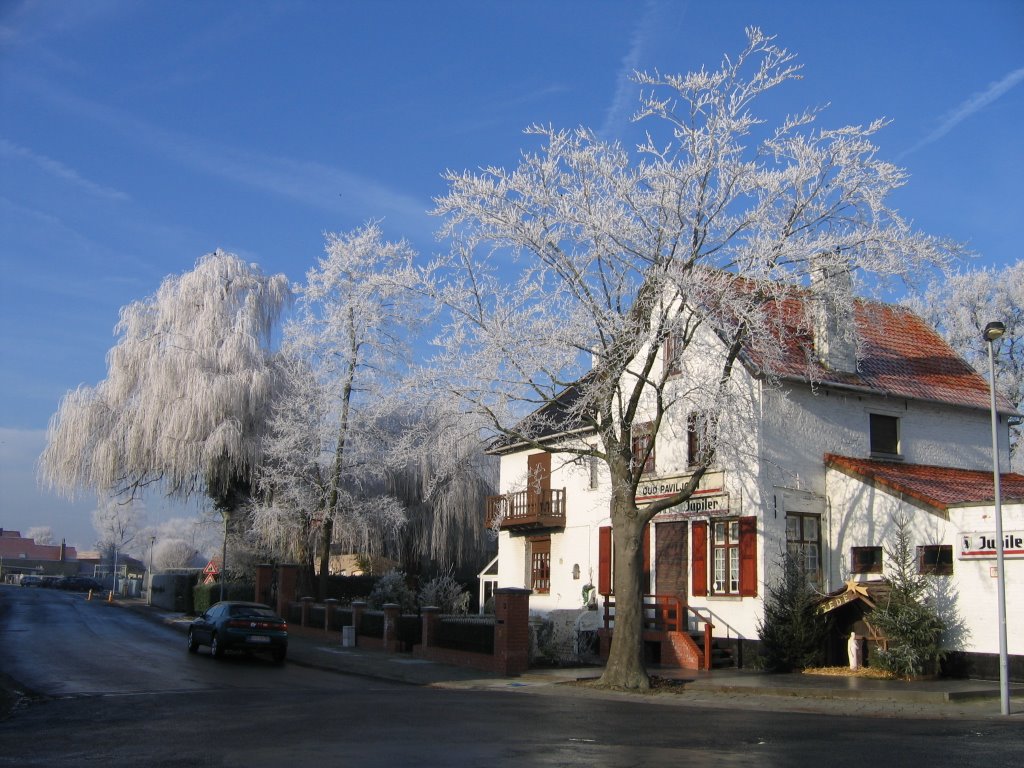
left=119, top=598, right=1024, bottom=718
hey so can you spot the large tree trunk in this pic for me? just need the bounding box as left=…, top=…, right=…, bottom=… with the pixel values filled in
left=598, top=492, right=652, bottom=690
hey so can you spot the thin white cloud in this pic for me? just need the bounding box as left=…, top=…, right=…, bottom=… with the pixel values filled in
left=600, top=0, right=672, bottom=140
left=17, top=73, right=434, bottom=241
left=0, top=136, right=129, bottom=201
left=902, top=66, right=1024, bottom=157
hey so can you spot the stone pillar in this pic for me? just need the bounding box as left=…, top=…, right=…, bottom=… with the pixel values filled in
left=300, top=596, right=314, bottom=627
left=383, top=603, right=400, bottom=652
left=494, top=587, right=531, bottom=676
left=351, top=600, right=367, bottom=638
left=420, top=606, right=439, bottom=648
left=324, top=598, right=339, bottom=632
left=276, top=564, right=298, bottom=618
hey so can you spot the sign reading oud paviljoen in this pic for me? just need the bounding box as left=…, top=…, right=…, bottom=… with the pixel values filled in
left=636, top=471, right=729, bottom=516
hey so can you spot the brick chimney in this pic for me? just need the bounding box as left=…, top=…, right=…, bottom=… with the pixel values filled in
left=810, top=256, right=858, bottom=373
left=60, top=539, right=67, bottom=562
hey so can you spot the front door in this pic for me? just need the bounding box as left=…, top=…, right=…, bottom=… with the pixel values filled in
left=655, top=520, right=688, bottom=600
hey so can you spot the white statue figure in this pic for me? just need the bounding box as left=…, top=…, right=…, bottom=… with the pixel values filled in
left=848, top=631, right=862, bottom=670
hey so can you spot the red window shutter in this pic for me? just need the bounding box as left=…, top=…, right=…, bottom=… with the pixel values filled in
left=739, top=516, right=757, bottom=597
left=691, top=521, right=707, bottom=597
left=642, top=523, right=651, bottom=590
left=598, top=525, right=612, bottom=596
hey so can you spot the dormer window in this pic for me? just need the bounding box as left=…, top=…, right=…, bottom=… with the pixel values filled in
left=869, top=413, right=900, bottom=458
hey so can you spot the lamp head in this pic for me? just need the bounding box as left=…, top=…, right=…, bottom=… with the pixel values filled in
left=984, top=321, right=1006, bottom=343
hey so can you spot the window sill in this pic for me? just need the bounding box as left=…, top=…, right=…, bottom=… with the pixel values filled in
left=869, top=452, right=903, bottom=461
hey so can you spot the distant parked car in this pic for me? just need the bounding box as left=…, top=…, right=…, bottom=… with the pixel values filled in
left=20, top=575, right=44, bottom=587
left=39, top=575, right=63, bottom=588
left=187, top=601, right=288, bottom=663
left=57, top=576, right=103, bottom=592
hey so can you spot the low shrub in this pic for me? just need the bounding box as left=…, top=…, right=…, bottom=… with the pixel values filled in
left=418, top=573, right=471, bottom=615
left=193, top=581, right=254, bottom=614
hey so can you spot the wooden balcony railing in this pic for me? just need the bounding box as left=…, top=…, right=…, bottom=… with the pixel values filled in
left=485, top=488, right=566, bottom=531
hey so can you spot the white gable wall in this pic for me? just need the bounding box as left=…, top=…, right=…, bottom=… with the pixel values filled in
left=826, top=466, right=1024, bottom=656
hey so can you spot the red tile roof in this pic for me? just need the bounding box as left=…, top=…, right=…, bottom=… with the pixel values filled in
left=746, top=295, right=1011, bottom=413
left=825, top=453, right=1024, bottom=512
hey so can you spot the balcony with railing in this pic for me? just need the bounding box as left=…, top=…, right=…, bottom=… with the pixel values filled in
left=485, top=488, right=566, bottom=531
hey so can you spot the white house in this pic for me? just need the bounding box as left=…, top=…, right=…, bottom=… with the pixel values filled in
left=484, top=288, right=1022, bottom=678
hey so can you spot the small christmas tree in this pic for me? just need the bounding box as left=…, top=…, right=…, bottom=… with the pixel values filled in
left=757, top=552, right=829, bottom=672
left=868, top=513, right=946, bottom=678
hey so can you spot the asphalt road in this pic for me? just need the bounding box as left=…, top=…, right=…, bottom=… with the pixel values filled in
left=1, top=585, right=1020, bottom=767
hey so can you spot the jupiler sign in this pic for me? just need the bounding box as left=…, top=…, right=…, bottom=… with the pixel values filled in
left=958, top=530, right=1024, bottom=560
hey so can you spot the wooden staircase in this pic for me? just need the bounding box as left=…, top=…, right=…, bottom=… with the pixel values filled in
left=600, top=594, right=729, bottom=671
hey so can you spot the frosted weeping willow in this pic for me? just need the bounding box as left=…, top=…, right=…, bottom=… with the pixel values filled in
left=379, top=405, right=498, bottom=574
left=40, top=251, right=290, bottom=511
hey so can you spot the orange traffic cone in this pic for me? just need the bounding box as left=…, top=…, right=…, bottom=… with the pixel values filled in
left=107, top=590, right=114, bottom=603
left=87, top=589, right=93, bottom=601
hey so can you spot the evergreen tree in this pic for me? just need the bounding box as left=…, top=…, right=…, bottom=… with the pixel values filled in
left=868, top=513, right=946, bottom=678
left=757, top=552, right=829, bottom=672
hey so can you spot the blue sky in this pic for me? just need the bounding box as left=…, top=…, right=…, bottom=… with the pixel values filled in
left=2, top=0, right=1022, bottom=552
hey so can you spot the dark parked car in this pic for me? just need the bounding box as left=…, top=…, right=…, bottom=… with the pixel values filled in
left=187, top=601, right=288, bottom=662
left=57, top=576, right=103, bottom=592
left=19, top=575, right=44, bottom=587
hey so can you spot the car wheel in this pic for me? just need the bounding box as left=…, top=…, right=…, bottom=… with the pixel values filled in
left=211, top=633, right=224, bottom=659
left=187, top=630, right=199, bottom=653
left=272, top=647, right=286, bottom=664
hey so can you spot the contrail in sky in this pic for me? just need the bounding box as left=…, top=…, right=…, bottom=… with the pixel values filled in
left=902, top=66, right=1024, bottom=158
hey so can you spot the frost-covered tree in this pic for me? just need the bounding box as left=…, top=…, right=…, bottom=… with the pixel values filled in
left=26, top=526, right=54, bottom=546
left=907, top=262, right=1024, bottom=462
left=153, top=538, right=201, bottom=570
left=382, top=405, right=497, bottom=576
left=425, top=28, right=956, bottom=690
left=40, top=251, right=289, bottom=521
left=93, top=500, right=144, bottom=593
left=144, top=516, right=216, bottom=570
left=249, top=352, right=329, bottom=590
left=252, top=224, right=421, bottom=598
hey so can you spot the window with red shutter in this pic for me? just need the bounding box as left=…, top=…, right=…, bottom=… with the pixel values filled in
left=691, top=521, right=707, bottom=597
left=598, top=526, right=612, bottom=595
left=739, top=516, right=757, bottom=597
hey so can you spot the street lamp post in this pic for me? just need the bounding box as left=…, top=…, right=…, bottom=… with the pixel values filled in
left=984, top=320, right=1010, bottom=716
left=148, top=536, right=156, bottom=606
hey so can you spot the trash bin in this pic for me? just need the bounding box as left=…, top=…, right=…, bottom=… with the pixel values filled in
left=342, top=625, right=356, bottom=647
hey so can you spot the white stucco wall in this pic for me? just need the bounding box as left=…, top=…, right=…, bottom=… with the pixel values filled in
left=826, top=466, right=1024, bottom=656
